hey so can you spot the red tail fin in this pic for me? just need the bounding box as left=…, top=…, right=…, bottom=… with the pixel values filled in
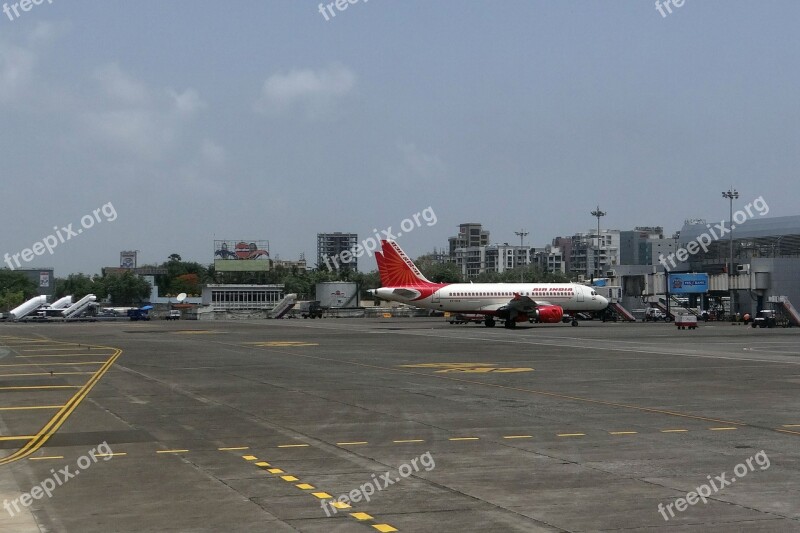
left=376, top=240, right=433, bottom=287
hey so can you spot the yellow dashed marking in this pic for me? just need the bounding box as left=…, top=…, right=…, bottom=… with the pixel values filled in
left=0, top=436, right=35, bottom=441
left=296, top=483, right=315, bottom=490
left=218, top=446, right=249, bottom=451
left=661, top=429, right=689, bottom=433
left=280, top=475, right=298, bottom=482
left=449, top=437, right=479, bottom=441
left=0, top=385, right=80, bottom=390
left=29, top=456, right=63, bottom=460
left=277, top=444, right=310, bottom=448
left=157, top=449, right=189, bottom=454
left=393, top=439, right=425, bottom=443
left=373, top=525, right=399, bottom=533
left=0, top=361, right=107, bottom=367
left=332, top=501, right=352, bottom=509
left=557, top=433, right=585, bottom=437
left=709, top=427, right=738, bottom=431
left=0, top=405, right=63, bottom=411
left=503, top=435, right=533, bottom=439
left=312, top=492, right=333, bottom=499
left=255, top=461, right=271, bottom=467
left=337, top=441, right=368, bottom=446
left=351, top=512, right=373, bottom=520
left=95, top=453, right=126, bottom=457
left=247, top=341, right=319, bottom=347
left=0, top=372, right=94, bottom=378
left=781, top=424, right=800, bottom=428
left=609, top=431, right=638, bottom=435
left=242, top=455, right=258, bottom=461
left=268, top=468, right=284, bottom=474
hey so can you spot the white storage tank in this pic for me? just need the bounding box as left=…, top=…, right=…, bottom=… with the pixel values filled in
left=316, top=282, right=359, bottom=309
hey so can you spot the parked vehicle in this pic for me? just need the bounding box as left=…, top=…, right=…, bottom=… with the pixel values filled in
left=752, top=310, right=778, bottom=328
left=644, top=308, right=670, bottom=322
left=299, top=301, right=323, bottom=319
left=165, top=310, right=181, bottom=320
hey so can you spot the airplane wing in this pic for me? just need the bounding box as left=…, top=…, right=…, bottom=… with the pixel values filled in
left=478, top=294, right=549, bottom=314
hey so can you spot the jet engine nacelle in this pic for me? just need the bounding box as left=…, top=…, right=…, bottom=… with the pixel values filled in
left=536, top=305, right=564, bottom=324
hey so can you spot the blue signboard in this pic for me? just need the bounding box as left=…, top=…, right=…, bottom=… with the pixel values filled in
left=669, top=273, right=709, bottom=294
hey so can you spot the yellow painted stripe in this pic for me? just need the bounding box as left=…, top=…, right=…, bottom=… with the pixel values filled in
left=557, top=433, right=585, bottom=437
left=337, top=441, right=368, bottom=446
left=280, top=475, right=298, bottom=482
left=16, top=353, right=114, bottom=358
left=776, top=428, right=800, bottom=436
left=0, top=405, right=63, bottom=411
left=218, top=446, right=249, bottom=451
left=296, top=483, right=315, bottom=490
left=503, top=435, right=533, bottom=439
left=332, top=501, right=351, bottom=509
left=157, top=449, right=189, bottom=454
left=373, top=525, right=399, bottom=533
left=242, top=455, right=258, bottom=461
left=781, top=424, right=800, bottom=428
left=393, top=439, right=425, bottom=443
left=312, top=492, right=332, bottom=499
left=267, top=468, right=284, bottom=474
left=0, top=372, right=94, bottom=378
left=22, top=347, right=92, bottom=351
left=95, top=453, right=126, bottom=457
left=0, top=436, right=35, bottom=441
left=0, top=385, right=80, bottom=390
left=609, top=431, right=638, bottom=435
left=661, top=429, right=689, bottom=433
left=709, top=427, right=737, bottom=431
left=0, top=362, right=107, bottom=367
left=351, top=512, right=373, bottom=520
left=29, top=456, right=63, bottom=460
left=255, top=461, right=271, bottom=467
left=449, top=437, right=479, bottom=441
left=277, top=444, right=310, bottom=448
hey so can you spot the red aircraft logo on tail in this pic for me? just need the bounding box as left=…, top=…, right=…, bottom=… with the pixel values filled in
left=376, top=240, right=434, bottom=287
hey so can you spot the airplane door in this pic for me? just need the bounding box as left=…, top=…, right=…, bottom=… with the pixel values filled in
left=577, top=288, right=585, bottom=303
left=431, top=289, right=441, bottom=303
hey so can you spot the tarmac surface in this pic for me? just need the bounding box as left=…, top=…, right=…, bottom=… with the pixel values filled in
left=0, top=318, right=799, bottom=532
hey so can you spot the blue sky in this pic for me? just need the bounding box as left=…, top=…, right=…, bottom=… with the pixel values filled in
left=1, top=1, right=798, bottom=273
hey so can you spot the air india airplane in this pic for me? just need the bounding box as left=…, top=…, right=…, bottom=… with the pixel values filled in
left=370, top=240, right=609, bottom=328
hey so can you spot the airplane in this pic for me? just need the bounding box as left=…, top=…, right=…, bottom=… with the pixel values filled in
left=369, top=240, right=609, bottom=328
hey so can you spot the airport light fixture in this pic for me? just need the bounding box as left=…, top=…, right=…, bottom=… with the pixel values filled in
left=722, top=188, right=739, bottom=317
left=514, top=229, right=529, bottom=282
left=590, top=206, right=606, bottom=278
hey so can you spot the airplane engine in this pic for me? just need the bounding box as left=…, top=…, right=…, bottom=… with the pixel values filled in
left=536, top=305, right=563, bottom=323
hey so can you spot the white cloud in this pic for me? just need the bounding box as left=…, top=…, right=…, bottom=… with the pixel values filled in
left=254, top=63, right=355, bottom=117
left=201, top=139, right=226, bottom=165
left=169, top=88, right=206, bottom=116
left=398, top=142, right=447, bottom=180
left=94, top=63, right=150, bottom=105
left=0, top=43, right=35, bottom=103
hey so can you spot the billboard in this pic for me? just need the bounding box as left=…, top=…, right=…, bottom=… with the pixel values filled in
left=669, top=273, right=709, bottom=294
left=120, top=251, right=137, bottom=269
left=214, top=240, right=270, bottom=272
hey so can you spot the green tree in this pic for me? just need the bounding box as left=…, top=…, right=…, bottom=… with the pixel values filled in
left=55, top=273, right=102, bottom=300
left=103, top=271, right=151, bottom=305
left=0, top=270, right=39, bottom=311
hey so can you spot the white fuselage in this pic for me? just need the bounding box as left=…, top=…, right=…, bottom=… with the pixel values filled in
left=375, top=283, right=608, bottom=313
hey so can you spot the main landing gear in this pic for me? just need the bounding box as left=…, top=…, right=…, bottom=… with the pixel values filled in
left=571, top=319, right=579, bottom=327
left=484, top=317, right=496, bottom=328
